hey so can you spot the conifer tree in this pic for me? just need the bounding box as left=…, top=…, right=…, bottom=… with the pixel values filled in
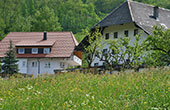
left=2, top=40, right=18, bottom=75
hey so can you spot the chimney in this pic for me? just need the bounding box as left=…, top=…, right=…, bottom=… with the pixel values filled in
left=154, top=6, right=159, bottom=19
left=43, top=31, right=47, bottom=40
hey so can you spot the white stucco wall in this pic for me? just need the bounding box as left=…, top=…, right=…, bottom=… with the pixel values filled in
left=17, top=59, right=27, bottom=74
left=17, top=56, right=81, bottom=76
left=91, top=23, right=148, bottom=66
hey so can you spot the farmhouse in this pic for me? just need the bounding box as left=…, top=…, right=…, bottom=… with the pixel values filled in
left=77, top=0, right=170, bottom=67
left=0, top=32, right=82, bottom=75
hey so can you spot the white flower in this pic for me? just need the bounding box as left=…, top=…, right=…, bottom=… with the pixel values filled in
left=92, top=96, right=95, bottom=100
left=86, top=94, right=89, bottom=97
left=99, top=101, right=103, bottom=104
left=74, top=105, right=77, bottom=108
left=151, top=107, right=160, bottom=110
left=19, top=88, right=25, bottom=91
left=27, top=85, right=33, bottom=90
left=37, top=91, right=41, bottom=94
left=0, top=98, right=3, bottom=101
left=69, top=100, right=72, bottom=104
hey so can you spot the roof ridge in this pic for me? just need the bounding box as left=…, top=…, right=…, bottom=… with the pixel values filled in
left=70, top=32, right=78, bottom=46
left=127, top=1, right=134, bottom=22
left=130, top=0, right=170, bottom=12
left=93, top=1, right=127, bottom=28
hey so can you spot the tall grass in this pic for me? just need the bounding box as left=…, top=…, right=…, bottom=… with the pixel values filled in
left=0, top=68, right=169, bottom=110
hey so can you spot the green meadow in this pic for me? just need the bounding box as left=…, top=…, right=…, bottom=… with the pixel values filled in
left=0, top=69, right=169, bottom=110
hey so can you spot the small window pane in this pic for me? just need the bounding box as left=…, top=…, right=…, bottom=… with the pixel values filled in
left=103, top=49, right=107, bottom=55
left=18, top=48, right=25, bottom=54
left=60, top=62, right=65, bottom=68
left=124, top=30, right=129, bottom=37
left=45, top=62, right=51, bottom=68
left=22, top=61, right=26, bottom=67
left=32, top=62, right=37, bottom=67
left=25, top=48, right=31, bottom=54
left=105, top=33, right=109, bottom=40
left=134, top=29, right=139, bottom=36
left=44, top=48, right=50, bottom=54
left=32, top=48, right=38, bottom=54
left=94, top=63, right=99, bottom=67
left=114, top=32, right=118, bottom=38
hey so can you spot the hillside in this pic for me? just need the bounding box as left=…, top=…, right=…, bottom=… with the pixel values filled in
left=0, top=0, right=170, bottom=42
left=0, top=69, right=169, bottom=109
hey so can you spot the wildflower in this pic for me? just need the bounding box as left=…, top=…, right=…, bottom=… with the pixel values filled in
left=27, top=85, right=33, bottom=90
left=69, top=100, right=72, bottom=104
left=99, top=101, right=102, bottom=104
left=37, top=91, right=41, bottom=94
left=74, top=105, right=77, bottom=108
left=19, top=88, right=24, bottom=91
left=151, top=107, right=160, bottom=110
left=81, top=102, right=86, bottom=106
left=86, top=94, right=89, bottom=97
left=92, top=96, right=95, bottom=100
left=0, top=98, right=3, bottom=101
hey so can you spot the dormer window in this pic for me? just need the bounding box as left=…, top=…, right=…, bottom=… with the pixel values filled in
left=32, top=48, right=38, bottom=54
left=18, top=48, right=25, bottom=54
left=44, top=48, right=50, bottom=54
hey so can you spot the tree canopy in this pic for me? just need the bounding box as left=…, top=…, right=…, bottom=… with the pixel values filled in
left=0, top=0, right=170, bottom=42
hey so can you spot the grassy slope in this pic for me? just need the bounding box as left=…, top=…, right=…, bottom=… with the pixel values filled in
left=0, top=69, right=169, bottom=110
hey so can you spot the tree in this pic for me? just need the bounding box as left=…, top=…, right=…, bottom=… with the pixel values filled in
left=144, top=26, right=170, bottom=66
left=84, top=28, right=102, bottom=68
left=98, top=34, right=146, bottom=72
left=2, top=40, right=18, bottom=75
left=31, top=6, right=62, bottom=32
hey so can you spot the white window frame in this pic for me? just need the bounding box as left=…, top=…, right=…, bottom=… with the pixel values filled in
left=44, top=48, right=50, bottom=54
left=32, top=48, right=38, bottom=54
left=18, top=48, right=25, bottom=54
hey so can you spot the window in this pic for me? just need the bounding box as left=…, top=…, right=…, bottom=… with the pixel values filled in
left=45, top=62, right=51, bottom=68
left=94, top=63, right=99, bottom=67
left=38, top=48, right=43, bottom=54
left=32, top=48, right=38, bottom=54
left=22, top=61, right=26, bottom=67
left=112, top=49, right=115, bottom=54
left=25, top=48, right=31, bottom=54
left=18, top=48, right=25, bottom=54
left=44, top=48, right=50, bottom=54
left=60, top=62, right=65, bottom=68
left=134, top=29, right=139, bottom=36
left=105, top=33, right=109, bottom=40
left=114, top=32, right=118, bottom=38
left=103, top=49, right=108, bottom=55
left=32, top=62, right=37, bottom=67
left=124, top=30, right=129, bottom=37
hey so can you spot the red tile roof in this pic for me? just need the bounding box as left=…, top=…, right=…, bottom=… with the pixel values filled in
left=0, top=32, right=78, bottom=58
left=15, top=40, right=56, bottom=47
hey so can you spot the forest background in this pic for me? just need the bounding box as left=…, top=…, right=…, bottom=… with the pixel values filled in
left=0, top=0, right=170, bottom=42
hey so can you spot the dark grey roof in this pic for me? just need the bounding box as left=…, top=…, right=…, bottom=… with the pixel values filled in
left=76, top=0, right=170, bottom=51
left=94, top=0, right=170, bottom=34
left=94, top=1, right=133, bottom=28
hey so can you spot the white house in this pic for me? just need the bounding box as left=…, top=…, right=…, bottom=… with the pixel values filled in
left=77, top=0, right=170, bottom=67
left=0, top=32, right=82, bottom=75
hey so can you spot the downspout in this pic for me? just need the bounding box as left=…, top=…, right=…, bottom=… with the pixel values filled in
left=37, top=59, right=40, bottom=74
